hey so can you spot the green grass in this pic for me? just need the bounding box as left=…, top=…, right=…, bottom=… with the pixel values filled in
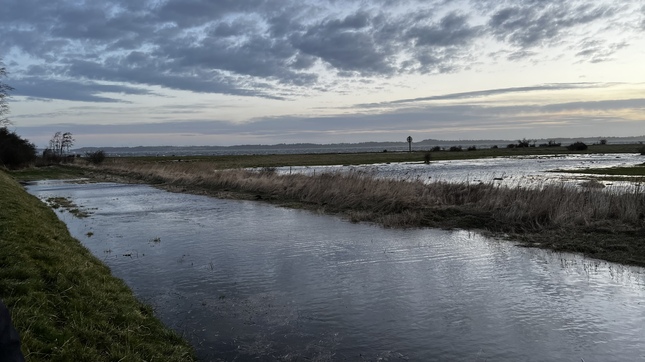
left=9, top=165, right=91, bottom=181
left=0, top=171, right=195, bottom=361
left=557, top=163, right=645, bottom=177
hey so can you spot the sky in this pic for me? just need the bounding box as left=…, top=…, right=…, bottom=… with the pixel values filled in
left=1, top=0, right=645, bottom=148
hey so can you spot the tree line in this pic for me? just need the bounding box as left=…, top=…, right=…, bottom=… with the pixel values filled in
left=0, top=60, right=105, bottom=169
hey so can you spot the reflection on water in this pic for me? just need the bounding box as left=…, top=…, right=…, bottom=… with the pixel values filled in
left=27, top=179, right=645, bottom=361
left=277, top=153, right=645, bottom=191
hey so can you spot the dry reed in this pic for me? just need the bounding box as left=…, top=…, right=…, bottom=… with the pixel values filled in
left=93, top=161, right=645, bottom=234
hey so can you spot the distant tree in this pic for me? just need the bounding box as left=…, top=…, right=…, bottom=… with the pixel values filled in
left=48, top=131, right=75, bottom=157
left=85, top=150, right=106, bottom=165
left=0, top=128, right=36, bottom=169
left=538, top=140, right=561, bottom=148
left=599, top=139, right=607, bottom=145
left=567, top=141, right=588, bottom=151
left=0, top=59, right=14, bottom=128
left=516, top=138, right=531, bottom=148
left=406, top=136, right=413, bottom=153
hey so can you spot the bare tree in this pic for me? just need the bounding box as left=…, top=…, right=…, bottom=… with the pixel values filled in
left=0, top=59, right=14, bottom=128
left=48, top=131, right=75, bottom=157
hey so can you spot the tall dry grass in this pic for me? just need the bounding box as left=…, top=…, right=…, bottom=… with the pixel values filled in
left=94, top=161, right=645, bottom=233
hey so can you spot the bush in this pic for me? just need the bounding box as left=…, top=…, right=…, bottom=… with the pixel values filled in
left=423, top=152, right=431, bottom=164
left=467, top=145, right=477, bottom=151
left=430, top=146, right=442, bottom=152
left=0, top=128, right=36, bottom=169
left=85, top=150, right=106, bottom=165
left=538, top=140, right=561, bottom=147
left=449, top=146, right=462, bottom=152
left=491, top=145, right=498, bottom=149
left=567, top=142, right=588, bottom=151
left=506, top=144, right=516, bottom=149
left=516, top=138, right=531, bottom=148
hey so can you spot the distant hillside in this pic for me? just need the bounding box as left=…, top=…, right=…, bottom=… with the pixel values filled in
left=72, top=136, right=645, bottom=156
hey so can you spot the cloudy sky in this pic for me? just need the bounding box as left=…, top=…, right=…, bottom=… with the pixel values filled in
left=2, top=0, right=645, bottom=148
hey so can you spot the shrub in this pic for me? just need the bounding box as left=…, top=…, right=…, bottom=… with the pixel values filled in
left=0, top=128, right=37, bottom=169
left=539, top=140, right=561, bottom=148
left=491, top=145, right=498, bottom=149
left=85, top=150, right=106, bottom=165
left=567, top=142, right=588, bottom=151
left=423, top=152, right=431, bottom=164
left=449, top=146, right=462, bottom=152
left=467, top=145, right=477, bottom=151
left=516, top=138, right=531, bottom=148
left=430, top=146, right=442, bottom=152
left=599, top=139, right=607, bottom=145
left=506, top=144, right=516, bottom=149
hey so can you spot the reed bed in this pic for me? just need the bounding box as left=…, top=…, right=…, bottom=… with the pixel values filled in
left=86, top=160, right=645, bottom=265
left=94, top=161, right=645, bottom=232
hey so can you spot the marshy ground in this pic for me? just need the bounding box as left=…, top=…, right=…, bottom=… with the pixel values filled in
left=4, top=144, right=645, bottom=359
left=65, top=146, right=645, bottom=267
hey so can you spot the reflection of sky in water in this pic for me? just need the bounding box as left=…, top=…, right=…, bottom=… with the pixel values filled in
left=275, top=153, right=645, bottom=191
left=26, top=180, right=645, bottom=361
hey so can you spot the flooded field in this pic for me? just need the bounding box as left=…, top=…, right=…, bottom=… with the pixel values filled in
left=26, top=159, right=645, bottom=361
left=276, top=153, right=645, bottom=190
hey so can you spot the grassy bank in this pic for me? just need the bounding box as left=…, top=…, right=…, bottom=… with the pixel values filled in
left=0, top=171, right=195, bottom=361
left=91, top=161, right=645, bottom=267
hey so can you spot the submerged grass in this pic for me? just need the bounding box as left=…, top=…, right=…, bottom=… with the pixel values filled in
left=555, top=163, right=645, bottom=182
left=0, top=171, right=195, bottom=361
left=91, top=160, right=645, bottom=267
left=44, top=196, right=92, bottom=218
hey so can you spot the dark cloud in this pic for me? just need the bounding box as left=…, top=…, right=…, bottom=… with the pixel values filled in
left=1, top=0, right=640, bottom=101
left=407, top=12, right=480, bottom=47
left=10, top=77, right=157, bottom=103
left=488, top=3, right=616, bottom=48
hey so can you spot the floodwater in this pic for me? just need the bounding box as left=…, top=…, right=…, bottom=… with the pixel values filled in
left=276, top=153, right=645, bottom=190
left=26, top=174, right=645, bottom=361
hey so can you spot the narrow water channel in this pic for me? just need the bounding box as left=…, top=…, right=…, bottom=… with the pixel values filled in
left=27, top=180, right=645, bottom=361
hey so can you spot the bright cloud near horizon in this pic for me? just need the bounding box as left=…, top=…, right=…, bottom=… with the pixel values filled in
left=2, top=0, right=645, bottom=148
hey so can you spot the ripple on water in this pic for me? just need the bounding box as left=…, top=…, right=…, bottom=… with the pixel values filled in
left=26, top=179, right=645, bottom=361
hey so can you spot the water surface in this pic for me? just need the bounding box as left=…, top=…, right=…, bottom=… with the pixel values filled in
left=27, top=179, right=645, bottom=361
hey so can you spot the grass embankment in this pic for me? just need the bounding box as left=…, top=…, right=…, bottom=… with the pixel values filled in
left=0, top=171, right=195, bottom=361
left=91, top=160, right=645, bottom=267
left=9, top=165, right=91, bottom=182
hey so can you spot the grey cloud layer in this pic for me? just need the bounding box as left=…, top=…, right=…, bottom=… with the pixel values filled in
left=18, top=97, right=645, bottom=141
left=2, top=0, right=640, bottom=100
